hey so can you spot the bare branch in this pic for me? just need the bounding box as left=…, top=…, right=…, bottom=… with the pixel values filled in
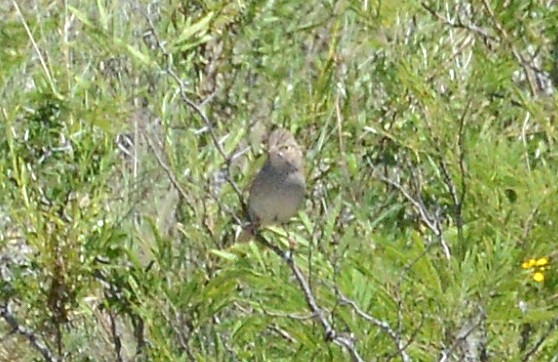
left=439, top=306, right=487, bottom=362
left=253, top=232, right=365, bottom=362
left=140, top=122, right=197, bottom=208
left=0, top=303, right=57, bottom=362
left=455, top=103, right=468, bottom=243
left=108, top=310, right=124, bottom=362
left=480, top=0, right=537, bottom=97
left=259, top=305, right=316, bottom=321
left=522, top=317, right=558, bottom=362
left=143, top=8, right=246, bottom=210
left=336, top=290, right=412, bottom=362
left=377, top=174, right=451, bottom=259
left=268, top=324, right=297, bottom=344
left=421, top=2, right=497, bottom=42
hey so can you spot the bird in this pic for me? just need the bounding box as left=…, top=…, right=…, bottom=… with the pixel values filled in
left=237, top=128, right=306, bottom=242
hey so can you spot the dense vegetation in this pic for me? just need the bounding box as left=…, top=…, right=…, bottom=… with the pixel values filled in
left=2, top=0, right=558, bottom=360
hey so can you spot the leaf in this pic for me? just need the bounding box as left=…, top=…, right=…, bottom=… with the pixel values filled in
left=210, top=249, right=239, bottom=261
left=171, top=12, right=214, bottom=50
left=67, top=6, right=96, bottom=28
left=124, top=43, right=154, bottom=66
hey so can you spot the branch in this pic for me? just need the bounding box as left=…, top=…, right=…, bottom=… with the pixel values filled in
left=254, top=232, right=365, bottom=362
left=480, top=0, right=537, bottom=97
left=108, top=310, right=124, bottom=362
left=421, top=2, right=497, bottom=42
left=268, top=324, right=297, bottom=344
left=259, top=304, right=316, bottom=321
left=522, top=317, right=558, bottom=362
left=378, top=174, right=451, bottom=259
left=422, top=101, right=470, bottom=249
left=455, top=103, right=468, bottom=243
left=0, top=303, right=57, bottom=362
left=140, top=122, right=197, bottom=208
left=439, top=306, right=487, bottom=362
left=336, top=290, right=412, bottom=362
left=143, top=8, right=246, bottom=212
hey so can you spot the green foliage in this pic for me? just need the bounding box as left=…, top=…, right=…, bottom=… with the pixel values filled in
left=2, top=0, right=558, bottom=361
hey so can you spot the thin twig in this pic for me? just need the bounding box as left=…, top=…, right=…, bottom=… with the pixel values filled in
left=268, top=324, right=297, bottom=344
left=480, top=0, right=538, bottom=97
left=439, top=306, right=486, bottom=362
left=143, top=9, right=246, bottom=208
left=378, top=174, right=449, bottom=260
left=141, top=124, right=196, bottom=207
left=108, top=310, right=124, bottom=362
left=456, top=102, right=468, bottom=244
left=11, top=0, right=57, bottom=94
left=0, top=303, right=57, bottom=362
left=336, top=290, right=412, bottom=362
left=522, top=317, right=558, bottom=362
left=145, top=10, right=242, bottom=198
left=259, top=305, right=316, bottom=321
left=421, top=2, right=497, bottom=42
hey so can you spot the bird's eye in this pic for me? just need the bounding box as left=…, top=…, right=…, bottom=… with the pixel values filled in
left=280, top=144, right=290, bottom=151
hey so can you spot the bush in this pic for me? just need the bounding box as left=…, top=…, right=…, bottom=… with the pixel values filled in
left=1, top=0, right=558, bottom=360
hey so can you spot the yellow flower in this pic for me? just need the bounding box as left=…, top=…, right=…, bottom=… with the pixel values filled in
left=522, top=256, right=552, bottom=283
left=522, top=258, right=537, bottom=269
left=536, top=257, right=550, bottom=267
left=533, top=272, right=545, bottom=282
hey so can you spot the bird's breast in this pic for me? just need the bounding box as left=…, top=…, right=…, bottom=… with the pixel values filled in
left=248, top=171, right=305, bottom=225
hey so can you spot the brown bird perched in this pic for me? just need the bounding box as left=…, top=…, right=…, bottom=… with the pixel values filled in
left=237, top=128, right=306, bottom=242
